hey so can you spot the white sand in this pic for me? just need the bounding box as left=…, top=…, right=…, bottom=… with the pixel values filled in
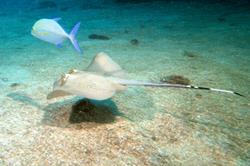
left=0, top=1, right=249, bottom=165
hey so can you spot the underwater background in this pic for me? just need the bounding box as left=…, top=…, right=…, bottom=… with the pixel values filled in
left=0, top=0, right=249, bottom=165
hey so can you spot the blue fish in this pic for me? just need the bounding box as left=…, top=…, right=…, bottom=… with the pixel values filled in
left=31, top=18, right=82, bottom=53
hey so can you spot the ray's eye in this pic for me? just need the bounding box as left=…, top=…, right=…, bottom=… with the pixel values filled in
left=59, top=74, right=69, bottom=86
left=68, top=69, right=77, bottom=74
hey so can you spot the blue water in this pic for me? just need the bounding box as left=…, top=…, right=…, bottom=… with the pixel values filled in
left=0, top=0, right=249, bottom=165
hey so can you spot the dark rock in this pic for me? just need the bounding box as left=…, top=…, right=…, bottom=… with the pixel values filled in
left=80, top=3, right=102, bottom=10
left=88, top=34, right=111, bottom=40
left=37, top=1, right=57, bottom=9
left=69, top=99, right=116, bottom=124
left=60, top=6, right=70, bottom=11
left=163, top=25, right=173, bottom=29
left=130, top=39, right=139, bottom=46
left=160, top=75, right=191, bottom=85
left=140, top=25, right=145, bottom=29
left=115, top=0, right=149, bottom=3
left=151, top=135, right=157, bottom=141
left=229, top=23, right=237, bottom=26
left=72, top=100, right=96, bottom=114
left=218, top=17, right=226, bottom=22
left=115, top=0, right=170, bottom=4
left=15, top=47, right=23, bottom=50
left=195, top=93, right=203, bottom=99
left=10, top=83, right=21, bottom=88
left=42, top=99, right=120, bottom=129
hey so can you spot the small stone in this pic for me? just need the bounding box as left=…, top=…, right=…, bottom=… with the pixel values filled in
left=140, top=25, right=145, bottom=29
left=38, top=1, right=57, bottom=9
left=163, top=25, right=173, bottom=29
left=130, top=39, right=139, bottom=46
left=160, top=75, right=191, bottom=85
left=218, top=17, right=226, bottom=22
left=1, top=77, right=8, bottom=82
left=15, top=47, right=23, bottom=50
left=10, top=83, right=21, bottom=88
left=116, top=0, right=152, bottom=4
left=60, top=7, right=70, bottom=11
left=195, top=93, right=202, bottom=99
left=229, top=23, right=237, bottom=26
left=183, top=51, right=198, bottom=58
left=151, top=135, right=157, bottom=141
left=88, top=34, right=111, bottom=40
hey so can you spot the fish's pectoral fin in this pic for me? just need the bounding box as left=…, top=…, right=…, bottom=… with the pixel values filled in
left=56, top=42, right=63, bottom=48
left=47, top=90, right=72, bottom=99
left=56, top=38, right=66, bottom=48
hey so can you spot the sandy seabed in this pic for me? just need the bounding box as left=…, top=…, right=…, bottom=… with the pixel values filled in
left=0, top=1, right=249, bottom=165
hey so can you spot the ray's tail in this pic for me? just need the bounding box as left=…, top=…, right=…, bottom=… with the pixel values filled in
left=120, top=80, right=244, bottom=97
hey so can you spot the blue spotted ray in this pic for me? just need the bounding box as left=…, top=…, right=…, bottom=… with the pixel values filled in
left=47, top=52, right=244, bottom=101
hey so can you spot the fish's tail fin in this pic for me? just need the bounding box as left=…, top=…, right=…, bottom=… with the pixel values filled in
left=69, top=22, right=82, bottom=53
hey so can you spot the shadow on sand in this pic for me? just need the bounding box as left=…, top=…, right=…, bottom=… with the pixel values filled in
left=7, top=92, right=42, bottom=109
left=7, top=92, right=123, bottom=129
left=42, top=98, right=123, bottom=129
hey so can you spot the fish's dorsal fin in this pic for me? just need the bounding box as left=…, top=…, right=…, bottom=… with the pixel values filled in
left=86, top=52, right=127, bottom=78
left=52, top=17, right=62, bottom=22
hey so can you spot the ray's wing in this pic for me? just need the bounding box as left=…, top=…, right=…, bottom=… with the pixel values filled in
left=47, top=90, right=72, bottom=99
left=86, top=52, right=127, bottom=78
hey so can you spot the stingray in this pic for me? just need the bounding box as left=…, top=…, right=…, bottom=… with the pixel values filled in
left=47, top=52, right=244, bottom=100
